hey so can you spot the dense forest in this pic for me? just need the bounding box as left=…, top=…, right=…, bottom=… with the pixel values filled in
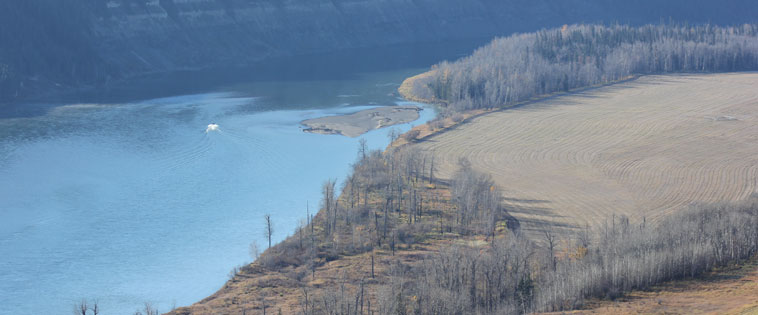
left=411, top=24, right=758, bottom=113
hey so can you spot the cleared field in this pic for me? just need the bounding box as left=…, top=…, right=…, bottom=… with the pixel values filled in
left=413, top=73, right=758, bottom=235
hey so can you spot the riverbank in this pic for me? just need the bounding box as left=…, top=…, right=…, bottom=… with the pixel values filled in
left=391, top=70, right=495, bottom=147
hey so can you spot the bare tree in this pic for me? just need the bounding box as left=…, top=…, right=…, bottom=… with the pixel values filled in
left=358, top=138, right=368, bottom=160
left=249, top=240, right=261, bottom=261
left=387, top=128, right=401, bottom=142
left=90, top=300, right=99, bottom=315
left=542, top=227, right=557, bottom=271
left=321, top=180, right=337, bottom=235
left=264, top=213, right=274, bottom=249
left=73, top=299, right=87, bottom=315
left=135, top=302, right=159, bottom=315
left=403, top=129, right=421, bottom=142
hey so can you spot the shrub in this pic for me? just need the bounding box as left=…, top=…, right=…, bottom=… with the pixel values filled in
left=429, top=119, right=445, bottom=130
left=403, top=129, right=421, bottom=142
left=451, top=113, right=464, bottom=123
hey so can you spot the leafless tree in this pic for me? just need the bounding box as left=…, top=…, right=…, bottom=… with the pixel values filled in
left=264, top=213, right=274, bottom=249
left=403, top=129, right=420, bottom=142
left=90, top=300, right=99, bottom=315
left=136, top=302, right=159, bottom=315
left=249, top=240, right=261, bottom=261
left=73, top=299, right=87, bottom=315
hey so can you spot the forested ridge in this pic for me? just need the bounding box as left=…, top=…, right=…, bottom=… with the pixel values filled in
left=412, top=24, right=758, bottom=113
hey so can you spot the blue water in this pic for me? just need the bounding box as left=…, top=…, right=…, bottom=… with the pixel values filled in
left=0, top=75, right=436, bottom=313
left=0, top=38, right=492, bottom=314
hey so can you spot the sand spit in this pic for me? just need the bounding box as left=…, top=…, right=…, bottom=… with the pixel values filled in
left=302, top=105, right=421, bottom=137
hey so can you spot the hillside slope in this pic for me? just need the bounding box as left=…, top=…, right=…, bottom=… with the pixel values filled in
left=2, top=0, right=758, bottom=102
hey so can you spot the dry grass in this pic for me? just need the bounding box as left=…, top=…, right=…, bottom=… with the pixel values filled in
left=397, top=71, right=437, bottom=104
left=411, top=73, right=758, bottom=236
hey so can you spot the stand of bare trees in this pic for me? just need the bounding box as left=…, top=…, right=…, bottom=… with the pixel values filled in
left=73, top=299, right=99, bottom=315
left=236, top=142, right=454, bottom=314
left=376, top=195, right=758, bottom=314
left=451, top=159, right=502, bottom=237
left=283, top=144, right=758, bottom=315
left=411, top=24, right=758, bottom=114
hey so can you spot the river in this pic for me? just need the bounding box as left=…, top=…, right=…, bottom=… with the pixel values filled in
left=0, top=40, right=486, bottom=314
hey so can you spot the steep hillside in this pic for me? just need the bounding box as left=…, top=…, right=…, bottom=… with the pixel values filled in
left=1, top=0, right=757, bottom=103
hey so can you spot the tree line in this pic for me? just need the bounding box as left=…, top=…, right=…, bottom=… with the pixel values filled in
left=410, top=23, right=758, bottom=114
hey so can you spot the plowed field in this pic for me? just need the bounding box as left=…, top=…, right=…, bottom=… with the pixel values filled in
left=413, top=73, right=758, bottom=235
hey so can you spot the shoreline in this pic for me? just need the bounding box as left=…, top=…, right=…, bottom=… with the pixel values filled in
left=391, top=69, right=496, bottom=148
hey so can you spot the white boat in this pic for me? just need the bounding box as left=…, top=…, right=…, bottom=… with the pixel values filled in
left=205, top=123, right=219, bottom=133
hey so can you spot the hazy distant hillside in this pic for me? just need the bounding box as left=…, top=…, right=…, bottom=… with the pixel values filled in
left=1, top=0, right=757, bottom=102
